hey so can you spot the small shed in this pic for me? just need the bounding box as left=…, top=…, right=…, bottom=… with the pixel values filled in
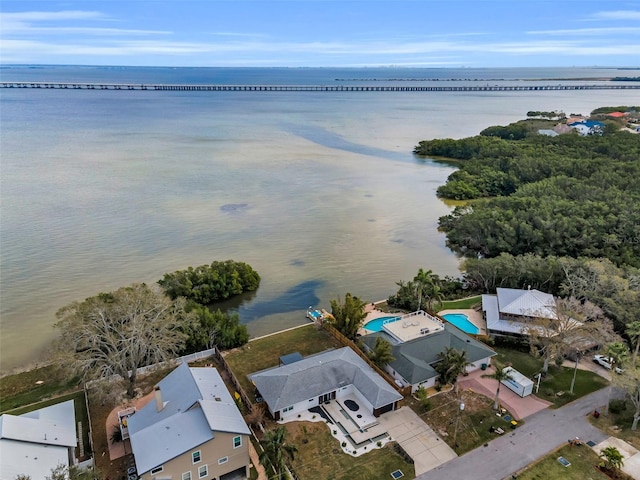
left=279, top=352, right=304, bottom=366
left=501, top=366, right=534, bottom=397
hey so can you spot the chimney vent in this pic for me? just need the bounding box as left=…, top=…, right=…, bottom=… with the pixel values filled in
left=154, top=386, right=163, bottom=412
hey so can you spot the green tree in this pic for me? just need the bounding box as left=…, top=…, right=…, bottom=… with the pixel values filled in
left=613, top=366, right=640, bottom=430
left=54, top=283, right=187, bottom=398
left=604, top=342, right=631, bottom=416
left=159, top=260, right=260, bottom=305
left=415, top=386, right=431, bottom=412
left=259, top=426, right=298, bottom=480
left=329, top=293, right=367, bottom=341
left=483, top=365, right=514, bottom=411
left=599, top=446, right=625, bottom=470
left=182, top=305, right=249, bottom=353
left=368, top=336, right=395, bottom=368
left=434, top=347, right=472, bottom=387
left=413, top=268, right=434, bottom=311
left=626, top=321, right=640, bottom=367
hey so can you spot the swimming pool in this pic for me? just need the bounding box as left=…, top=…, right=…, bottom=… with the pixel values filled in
left=363, top=316, right=400, bottom=332
left=441, top=313, right=480, bottom=335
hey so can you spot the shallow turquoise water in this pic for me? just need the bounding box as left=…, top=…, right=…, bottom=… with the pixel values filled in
left=442, top=313, right=479, bottom=334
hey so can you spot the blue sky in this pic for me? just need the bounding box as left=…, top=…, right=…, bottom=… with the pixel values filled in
left=1, top=1, right=639, bottom=67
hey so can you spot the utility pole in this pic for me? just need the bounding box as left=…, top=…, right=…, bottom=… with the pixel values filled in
left=570, top=350, right=581, bottom=395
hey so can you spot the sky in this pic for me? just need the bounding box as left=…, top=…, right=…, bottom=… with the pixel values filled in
left=1, top=1, right=639, bottom=68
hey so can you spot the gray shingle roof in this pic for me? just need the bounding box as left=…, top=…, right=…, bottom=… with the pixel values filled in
left=362, top=324, right=496, bottom=385
left=249, top=347, right=402, bottom=412
left=128, top=363, right=249, bottom=475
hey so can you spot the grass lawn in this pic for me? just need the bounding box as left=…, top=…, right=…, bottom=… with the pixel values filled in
left=224, top=324, right=343, bottom=396
left=493, top=346, right=609, bottom=408
left=440, top=295, right=482, bottom=310
left=516, top=444, right=610, bottom=480
left=285, top=421, right=415, bottom=480
left=0, top=364, right=81, bottom=413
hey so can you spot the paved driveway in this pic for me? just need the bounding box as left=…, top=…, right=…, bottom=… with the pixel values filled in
left=417, top=388, right=610, bottom=480
left=378, top=407, right=457, bottom=476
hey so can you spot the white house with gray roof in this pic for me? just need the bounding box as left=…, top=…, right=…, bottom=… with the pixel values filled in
left=482, top=287, right=557, bottom=336
left=128, top=363, right=251, bottom=480
left=361, top=321, right=496, bottom=393
left=0, top=400, right=77, bottom=480
left=249, top=347, right=402, bottom=422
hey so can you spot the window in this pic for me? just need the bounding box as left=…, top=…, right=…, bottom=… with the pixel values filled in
left=218, top=456, right=228, bottom=465
left=192, top=450, right=201, bottom=464
left=182, top=473, right=192, bottom=480
left=282, top=405, right=293, bottom=413
left=233, top=436, right=242, bottom=448
left=198, top=465, right=208, bottom=478
left=150, top=466, right=164, bottom=474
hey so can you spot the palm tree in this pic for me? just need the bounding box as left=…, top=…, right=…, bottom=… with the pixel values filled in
left=599, top=446, right=624, bottom=471
left=369, top=336, right=395, bottom=368
left=259, top=426, right=298, bottom=480
left=483, top=365, right=515, bottom=411
left=329, top=292, right=367, bottom=341
left=435, top=347, right=472, bottom=387
left=626, top=321, right=640, bottom=367
left=604, top=342, right=630, bottom=416
left=413, top=268, right=436, bottom=311
left=425, top=283, right=445, bottom=313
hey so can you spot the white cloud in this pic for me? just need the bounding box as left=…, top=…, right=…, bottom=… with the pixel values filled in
left=528, top=27, right=640, bottom=36
left=590, top=10, right=640, bottom=20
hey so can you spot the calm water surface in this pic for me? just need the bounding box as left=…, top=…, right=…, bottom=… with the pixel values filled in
left=2, top=66, right=638, bottom=373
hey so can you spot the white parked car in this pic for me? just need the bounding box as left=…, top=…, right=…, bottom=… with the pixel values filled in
left=593, top=354, right=624, bottom=374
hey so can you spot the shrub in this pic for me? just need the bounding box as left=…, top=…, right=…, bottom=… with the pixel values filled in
left=609, top=398, right=627, bottom=415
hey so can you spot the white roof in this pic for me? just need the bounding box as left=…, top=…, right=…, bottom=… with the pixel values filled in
left=0, top=399, right=76, bottom=480
left=483, top=294, right=532, bottom=334
left=0, top=399, right=76, bottom=447
left=0, top=439, right=70, bottom=480
left=496, top=288, right=557, bottom=320
left=128, top=364, right=249, bottom=475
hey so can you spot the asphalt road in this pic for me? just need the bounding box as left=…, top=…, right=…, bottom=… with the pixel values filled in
left=418, top=388, right=611, bottom=480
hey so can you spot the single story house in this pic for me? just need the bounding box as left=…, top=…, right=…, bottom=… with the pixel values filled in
left=0, top=400, right=77, bottom=480
left=360, top=315, right=496, bottom=393
left=128, top=363, right=251, bottom=480
left=249, top=347, right=403, bottom=422
left=482, top=287, right=557, bottom=336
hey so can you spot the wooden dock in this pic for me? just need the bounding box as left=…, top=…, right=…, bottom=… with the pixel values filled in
left=1, top=82, right=639, bottom=92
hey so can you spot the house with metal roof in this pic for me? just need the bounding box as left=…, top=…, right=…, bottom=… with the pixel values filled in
left=482, top=287, right=557, bottom=336
left=249, top=347, right=402, bottom=422
left=361, top=322, right=496, bottom=393
left=128, top=363, right=251, bottom=480
left=0, top=400, right=77, bottom=480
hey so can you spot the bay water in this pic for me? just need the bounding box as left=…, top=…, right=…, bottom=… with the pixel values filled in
left=1, top=66, right=638, bottom=373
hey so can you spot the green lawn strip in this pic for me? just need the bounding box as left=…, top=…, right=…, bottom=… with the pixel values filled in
left=224, top=324, right=343, bottom=396
left=493, top=346, right=609, bottom=408
left=4, top=390, right=93, bottom=460
left=516, top=444, right=610, bottom=480
left=535, top=368, right=609, bottom=408
left=440, top=296, right=482, bottom=310
left=286, top=421, right=415, bottom=480
left=0, top=365, right=81, bottom=413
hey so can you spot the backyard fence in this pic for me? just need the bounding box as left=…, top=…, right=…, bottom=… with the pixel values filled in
left=212, top=349, right=253, bottom=410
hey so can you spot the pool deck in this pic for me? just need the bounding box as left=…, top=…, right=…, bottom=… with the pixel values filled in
left=437, top=308, right=487, bottom=335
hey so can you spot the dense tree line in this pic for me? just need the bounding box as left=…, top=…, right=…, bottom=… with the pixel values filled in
left=159, top=260, right=260, bottom=304
left=414, top=126, right=640, bottom=266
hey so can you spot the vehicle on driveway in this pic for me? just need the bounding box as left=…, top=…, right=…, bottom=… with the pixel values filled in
left=593, top=354, right=624, bottom=374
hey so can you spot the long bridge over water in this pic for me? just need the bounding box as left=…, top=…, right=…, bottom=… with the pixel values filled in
left=2, top=82, right=639, bottom=92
